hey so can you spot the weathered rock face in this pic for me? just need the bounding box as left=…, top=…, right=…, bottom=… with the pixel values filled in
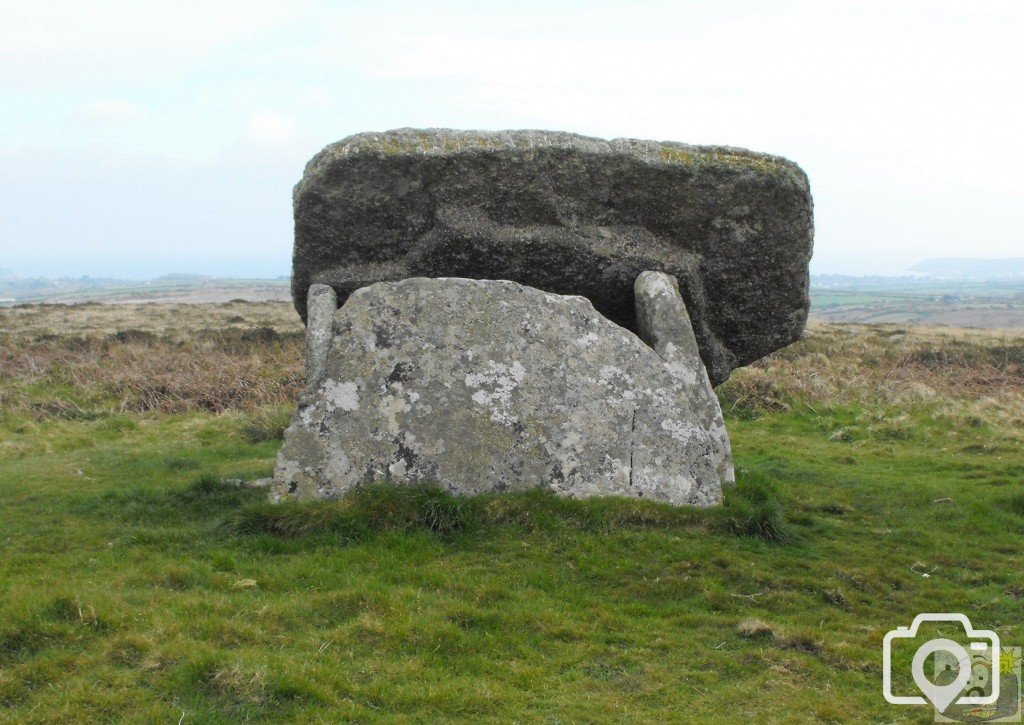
left=634, top=271, right=733, bottom=487
left=271, top=276, right=733, bottom=507
left=292, top=128, right=813, bottom=385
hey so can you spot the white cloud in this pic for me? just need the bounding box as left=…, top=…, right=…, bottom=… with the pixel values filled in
left=245, top=110, right=300, bottom=146
left=74, top=99, right=147, bottom=124
left=303, top=87, right=335, bottom=110
left=0, top=0, right=301, bottom=88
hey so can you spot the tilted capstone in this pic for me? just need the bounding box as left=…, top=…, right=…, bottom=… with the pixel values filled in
left=291, top=128, right=814, bottom=385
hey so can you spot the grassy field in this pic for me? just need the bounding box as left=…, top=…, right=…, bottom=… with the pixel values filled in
left=1, top=303, right=1023, bottom=722
left=810, top=287, right=1024, bottom=329
left=0, top=277, right=291, bottom=306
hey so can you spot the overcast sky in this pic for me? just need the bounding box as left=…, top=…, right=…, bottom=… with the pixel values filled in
left=1, top=0, right=1021, bottom=278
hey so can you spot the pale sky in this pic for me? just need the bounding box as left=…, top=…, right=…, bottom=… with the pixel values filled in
left=1, top=0, right=1021, bottom=278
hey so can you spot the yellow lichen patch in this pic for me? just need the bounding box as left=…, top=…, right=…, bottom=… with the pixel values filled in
left=656, top=145, right=788, bottom=176
left=659, top=147, right=695, bottom=164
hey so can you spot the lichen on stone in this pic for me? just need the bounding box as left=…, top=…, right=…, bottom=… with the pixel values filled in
left=272, top=275, right=733, bottom=507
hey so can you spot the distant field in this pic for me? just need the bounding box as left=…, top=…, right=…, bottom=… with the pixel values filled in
left=810, top=288, right=1024, bottom=328
left=1, top=302, right=1023, bottom=721
left=0, top=278, right=291, bottom=306
left=5, top=274, right=1024, bottom=330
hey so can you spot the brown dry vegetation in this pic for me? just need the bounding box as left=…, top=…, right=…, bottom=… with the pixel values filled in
left=0, top=299, right=301, bottom=337
left=0, top=301, right=304, bottom=418
left=718, top=323, right=1024, bottom=435
left=2, top=302, right=1023, bottom=439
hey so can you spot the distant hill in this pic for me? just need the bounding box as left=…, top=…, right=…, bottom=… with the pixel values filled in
left=909, top=257, right=1024, bottom=279
left=153, top=273, right=213, bottom=282
left=0, top=273, right=290, bottom=305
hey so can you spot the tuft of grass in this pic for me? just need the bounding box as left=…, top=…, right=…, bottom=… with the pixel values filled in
left=174, top=474, right=262, bottom=513
left=106, top=329, right=157, bottom=346
left=164, top=456, right=201, bottom=471
left=1004, top=493, right=1024, bottom=517
left=240, top=406, right=293, bottom=443
left=104, top=634, right=151, bottom=667
left=716, top=371, right=794, bottom=418
left=736, top=618, right=775, bottom=639
left=823, top=587, right=850, bottom=608
left=777, top=629, right=824, bottom=654
left=718, top=472, right=791, bottom=542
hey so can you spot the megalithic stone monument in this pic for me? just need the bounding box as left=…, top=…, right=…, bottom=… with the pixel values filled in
left=271, top=129, right=813, bottom=506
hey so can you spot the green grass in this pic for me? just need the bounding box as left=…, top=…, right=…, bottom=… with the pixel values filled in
left=2, top=401, right=1022, bottom=722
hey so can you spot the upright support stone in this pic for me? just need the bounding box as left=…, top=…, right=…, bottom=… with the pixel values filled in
left=635, top=271, right=735, bottom=485
left=305, top=283, right=336, bottom=389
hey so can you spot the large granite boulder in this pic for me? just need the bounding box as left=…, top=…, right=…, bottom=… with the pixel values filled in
left=271, top=275, right=733, bottom=507
left=292, top=128, right=813, bottom=385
